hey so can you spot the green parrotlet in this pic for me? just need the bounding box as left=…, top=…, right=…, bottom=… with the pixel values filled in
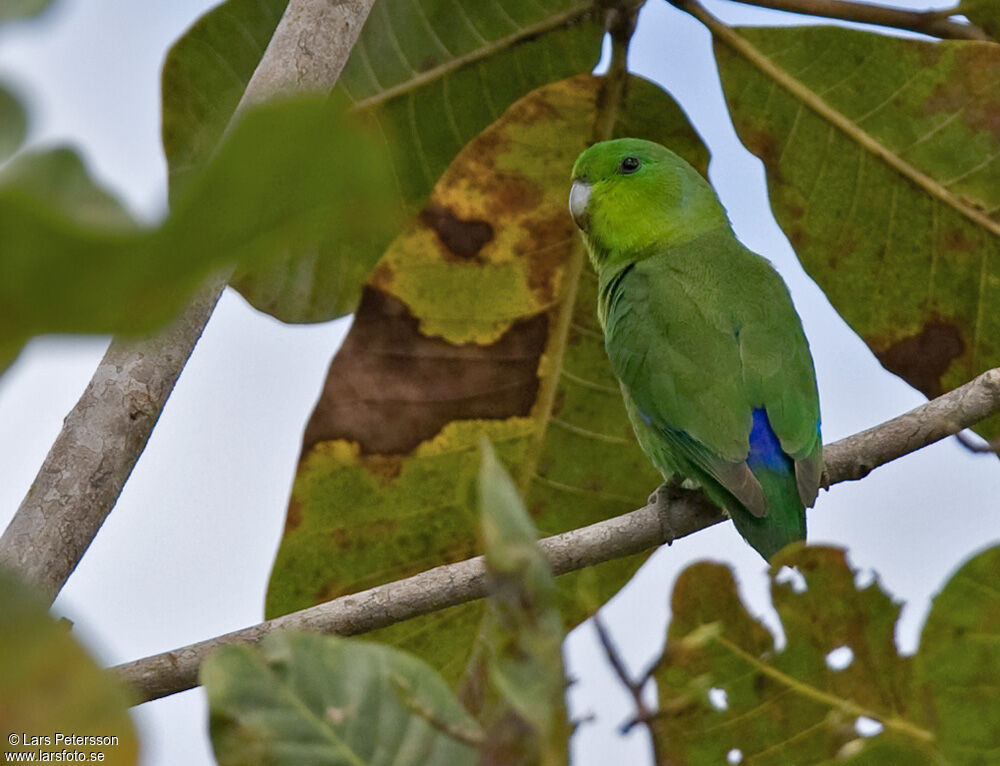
left=569, top=138, right=823, bottom=560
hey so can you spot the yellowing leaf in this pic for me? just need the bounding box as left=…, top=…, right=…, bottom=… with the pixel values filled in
left=265, top=74, right=708, bottom=686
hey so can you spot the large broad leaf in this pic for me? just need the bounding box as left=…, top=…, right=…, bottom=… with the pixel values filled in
left=714, top=26, right=1000, bottom=440
left=161, top=0, right=603, bottom=323
left=0, top=97, right=398, bottom=345
left=0, top=570, right=138, bottom=765
left=475, top=442, right=567, bottom=764
left=265, top=74, right=708, bottom=686
left=649, top=545, right=1000, bottom=764
left=0, top=84, right=27, bottom=162
left=202, top=633, right=480, bottom=765
left=915, top=544, right=1000, bottom=762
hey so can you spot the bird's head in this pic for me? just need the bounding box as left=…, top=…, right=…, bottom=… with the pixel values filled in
left=569, top=138, right=728, bottom=271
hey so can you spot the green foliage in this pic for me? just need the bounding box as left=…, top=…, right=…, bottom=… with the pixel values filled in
left=0, top=0, right=54, bottom=24
left=265, top=75, right=705, bottom=689
left=475, top=442, right=567, bottom=765
left=715, top=25, right=1000, bottom=440
left=650, top=544, right=1000, bottom=765
left=202, top=633, right=480, bottom=766
left=0, top=570, right=138, bottom=765
left=0, top=97, right=398, bottom=345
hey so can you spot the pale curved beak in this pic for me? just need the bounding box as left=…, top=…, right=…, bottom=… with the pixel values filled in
left=569, top=180, right=591, bottom=230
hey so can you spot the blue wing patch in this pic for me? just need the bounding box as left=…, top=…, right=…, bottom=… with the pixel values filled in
left=747, top=408, right=792, bottom=473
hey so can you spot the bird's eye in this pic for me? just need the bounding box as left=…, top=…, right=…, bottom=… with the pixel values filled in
left=619, top=156, right=641, bottom=174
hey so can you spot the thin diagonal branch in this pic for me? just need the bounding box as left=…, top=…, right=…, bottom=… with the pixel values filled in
left=0, top=0, right=377, bottom=604
left=713, top=0, right=989, bottom=41
left=113, top=366, right=1000, bottom=705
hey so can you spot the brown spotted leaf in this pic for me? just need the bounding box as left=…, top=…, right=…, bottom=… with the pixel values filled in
left=714, top=25, right=1000, bottom=439
left=650, top=546, right=938, bottom=765
left=265, top=74, right=708, bottom=685
left=161, top=0, right=603, bottom=323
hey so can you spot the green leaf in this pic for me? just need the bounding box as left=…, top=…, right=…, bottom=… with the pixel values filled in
left=161, top=0, right=288, bottom=197
left=0, top=83, right=27, bottom=162
left=650, top=546, right=936, bottom=764
left=0, top=148, right=138, bottom=229
left=265, top=74, right=708, bottom=687
left=0, top=570, right=138, bottom=765
left=161, top=0, right=603, bottom=322
left=202, top=632, right=480, bottom=766
left=915, top=545, right=1000, bottom=763
left=0, top=0, right=54, bottom=24
left=714, top=25, right=1000, bottom=440
left=0, top=97, right=399, bottom=345
left=475, top=441, right=567, bottom=765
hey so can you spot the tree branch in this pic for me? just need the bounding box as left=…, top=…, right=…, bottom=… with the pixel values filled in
left=113, top=366, right=1000, bottom=705
left=715, top=0, right=989, bottom=41
left=0, top=0, right=376, bottom=604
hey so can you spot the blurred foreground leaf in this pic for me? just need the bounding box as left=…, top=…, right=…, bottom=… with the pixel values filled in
left=650, top=544, right=1000, bottom=764
left=0, top=570, right=137, bottom=765
left=203, top=633, right=480, bottom=766
left=0, top=0, right=54, bottom=24
left=162, top=0, right=602, bottom=322
left=0, top=84, right=27, bottom=162
left=475, top=442, right=567, bottom=764
left=715, top=25, right=1000, bottom=440
left=265, top=74, right=706, bottom=687
left=0, top=96, right=398, bottom=346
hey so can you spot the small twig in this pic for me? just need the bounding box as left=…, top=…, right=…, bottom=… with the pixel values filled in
left=953, top=430, right=1000, bottom=455
left=112, top=367, right=1000, bottom=705
left=593, top=615, right=657, bottom=734
left=710, top=0, right=989, bottom=40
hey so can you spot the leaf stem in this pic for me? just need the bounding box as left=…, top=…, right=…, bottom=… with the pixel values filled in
left=713, top=0, right=989, bottom=41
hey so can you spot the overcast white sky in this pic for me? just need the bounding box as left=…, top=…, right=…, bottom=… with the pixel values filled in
left=1, top=1, right=998, bottom=764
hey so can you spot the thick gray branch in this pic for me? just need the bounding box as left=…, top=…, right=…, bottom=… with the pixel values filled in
left=0, top=0, right=376, bottom=604
left=113, top=366, right=1000, bottom=705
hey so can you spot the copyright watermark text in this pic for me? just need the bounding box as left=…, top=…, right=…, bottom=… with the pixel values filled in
left=5, top=732, right=120, bottom=762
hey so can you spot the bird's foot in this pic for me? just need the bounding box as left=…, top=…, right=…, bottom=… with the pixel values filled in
left=647, top=478, right=689, bottom=545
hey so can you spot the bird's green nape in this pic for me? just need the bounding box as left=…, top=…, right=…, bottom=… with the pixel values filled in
left=569, top=138, right=729, bottom=273
left=569, top=138, right=823, bottom=562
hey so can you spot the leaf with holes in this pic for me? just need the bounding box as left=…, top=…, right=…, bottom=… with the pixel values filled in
left=162, top=0, right=603, bottom=323
left=713, top=25, right=1000, bottom=440
left=202, top=632, right=480, bottom=766
left=650, top=544, right=1000, bottom=764
left=474, top=442, right=567, bottom=764
left=264, top=74, right=708, bottom=686
left=1, top=571, right=138, bottom=765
